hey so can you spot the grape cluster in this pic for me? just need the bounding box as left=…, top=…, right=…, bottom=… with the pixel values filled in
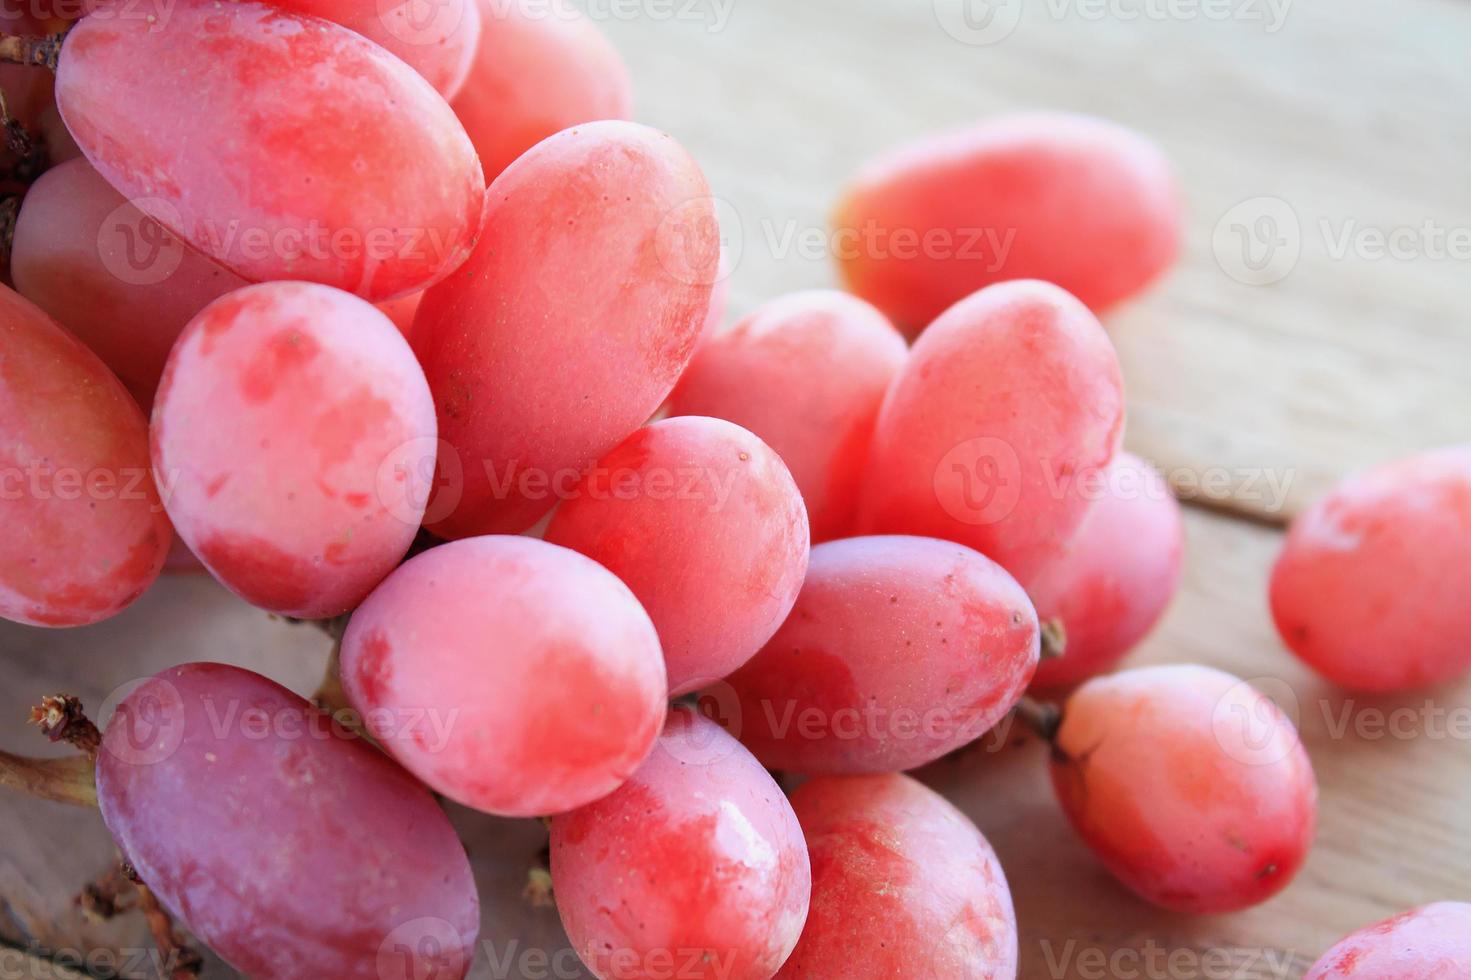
left=0, top=0, right=1466, bottom=977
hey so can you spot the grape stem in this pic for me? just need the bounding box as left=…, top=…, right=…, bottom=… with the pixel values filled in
left=129, top=871, right=203, bottom=979
left=0, top=695, right=102, bottom=807
left=0, top=31, right=66, bottom=72
left=30, top=695, right=103, bottom=758
left=1014, top=696, right=1063, bottom=743
left=1039, top=619, right=1068, bottom=660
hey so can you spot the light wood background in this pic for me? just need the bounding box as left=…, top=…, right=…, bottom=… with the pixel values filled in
left=2, top=0, right=1469, bottom=977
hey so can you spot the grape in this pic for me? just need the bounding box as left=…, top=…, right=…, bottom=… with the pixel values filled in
left=833, top=112, right=1180, bottom=332
left=721, top=535, right=1039, bottom=774
left=1270, top=446, right=1471, bottom=691
left=452, top=0, right=633, bottom=183
left=550, top=708, right=810, bottom=980
left=1028, top=452, right=1184, bottom=692
left=857, top=279, right=1125, bottom=583
left=1304, top=902, right=1471, bottom=979
left=0, top=284, right=170, bottom=627
left=283, top=0, right=482, bottom=98
left=545, top=417, right=809, bottom=695
left=11, top=158, right=248, bottom=411
left=412, top=121, right=718, bottom=538
left=339, top=535, right=668, bottom=816
left=151, top=281, right=435, bottom=619
left=1050, top=665, right=1317, bottom=914
left=96, top=662, right=479, bottom=978
left=56, top=0, right=486, bottom=301
left=776, top=773, right=1017, bottom=979
left=667, top=290, right=908, bottom=542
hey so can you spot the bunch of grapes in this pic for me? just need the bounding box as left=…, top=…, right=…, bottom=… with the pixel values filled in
left=1, top=1, right=1467, bottom=977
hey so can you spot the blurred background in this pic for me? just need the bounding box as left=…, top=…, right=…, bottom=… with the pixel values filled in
left=2, top=0, right=1468, bottom=977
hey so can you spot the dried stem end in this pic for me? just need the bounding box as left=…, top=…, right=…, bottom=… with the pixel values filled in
left=29, top=695, right=103, bottom=759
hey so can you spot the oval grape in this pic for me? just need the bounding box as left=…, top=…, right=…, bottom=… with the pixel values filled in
left=96, top=662, right=479, bottom=978
left=339, top=535, right=668, bottom=816
left=722, top=535, right=1039, bottom=774
left=0, top=284, right=170, bottom=626
left=1050, top=665, right=1317, bottom=914
left=777, top=773, right=1018, bottom=979
left=858, top=278, right=1125, bottom=583
left=56, top=0, right=486, bottom=300
left=833, top=112, right=1180, bottom=332
left=545, top=416, right=809, bottom=696
left=151, top=281, right=435, bottom=619
left=1304, top=902, right=1471, bottom=979
left=412, top=120, right=717, bottom=537
left=1270, top=445, right=1471, bottom=691
left=667, top=290, right=908, bottom=542
left=551, top=708, right=810, bottom=980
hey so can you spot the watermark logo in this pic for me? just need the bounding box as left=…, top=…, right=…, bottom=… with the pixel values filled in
left=656, top=195, right=739, bottom=287
left=376, top=917, right=470, bottom=980
left=97, top=197, right=187, bottom=288
left=1211, top=675, right=1302, bottom=767
left=97, top=678, right=187, bottom=767
left=1212, top=196, right=1302, bottom=285
left=934, top=437, right=1023, bottom=526
left=935, top=0, right=1025, bottom=45
left=377, top=0, right=468, bottom=48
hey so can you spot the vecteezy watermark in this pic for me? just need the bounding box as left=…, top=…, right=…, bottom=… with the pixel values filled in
left=473, top=939, right=742, bottom=980
left=1, top=0, right=179, bottom=30
left=0, top=942, right=200, bottom=980
left=482, top=0, right=736, bottom=33
left=376, top=0, right=472, bottom=49
left=1038, top=940, right=1303, bottom=980
left=1213, top=196, right=1471, bottom=285
left=934, top=0, right=1292, bottom=46
left=0, top=463, right=157, bottom=505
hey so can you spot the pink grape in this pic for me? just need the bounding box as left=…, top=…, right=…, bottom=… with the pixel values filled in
left=412, top=121, right=718, bottom=538
left=339, top=535, right=668, bottom=816
left=858, top=279, right=1125, bottom=583
left=151, top=282, right=435, bottom=619
left=1050, top=665, right=1317, bottom=914
left=667, top=290, right=909, bottom=542
left=545, top=416, right=809, bottom=696
left=56, top=0, right=486, bottom=300
left=776, top=773, right=1018, bottom=979
left=550, top=708, right=810, bottom=980
left=11, top=158, right=248, bottom=411
left=1304, top=903, right=1471, bottom=979
left=1270, top=446, right=1471, bottom=691
left=833, top=112, right=1180, bottom=332
left=1028, top=452, right=1184, bottom=692
left=280, top=0, right=482, bottom=98
left=0, top=284, right=170, bottom=627
left=721, top=535, right=1039, bottom=774
left=97, top=662, right=478, bottom=978
left=453, top=0, right=633, bottom=183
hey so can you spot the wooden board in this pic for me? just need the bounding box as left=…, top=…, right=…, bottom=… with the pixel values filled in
left=3, top=0, right=1471, bottom=977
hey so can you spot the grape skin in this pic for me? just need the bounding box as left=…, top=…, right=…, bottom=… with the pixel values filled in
left=281, top=0, right=483, bottom=98
left=412, top=121, right=717, bottom=538
left=1270, top=445, right=1471, bottom=691
left=1304, top=902, right=1471, bottom=979
left=776, top=773, right=1018, bottom=979
left=832, top=112, right=1180, bottom=332
left=12, top=158, right=249, bottom=411
left=0, top=284, right=170, bottom=627
left=339, top=535, right=668, bottom=816
left=551, top=709, right=811, bottom=980
left=721, top=535, right=1039, bottom=774
left=452, top=0, right=633, bottom=183
left=151, top=282, right=436, bottom=619
left=96, top=662, right=479, bottom=979
left=857, top=279, right=1125, bottom=583
left=56, top=0, right=486, bottom=301
left=545, top=416, right=810, bottom=696
left=1028, top=452, right=1184, bottom=692
left=1051, top=665, right=1317, bottom=914
left=666, top=290, right=909, bottom=543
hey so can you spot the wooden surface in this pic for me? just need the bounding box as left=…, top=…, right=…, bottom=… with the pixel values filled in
left=3, top=0, right=1471, bottom=977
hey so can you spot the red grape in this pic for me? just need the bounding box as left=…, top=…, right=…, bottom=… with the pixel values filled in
left=151, top=281, right=435, bottom=619
left=1304, top=902, right=1471, bottom=979
left=1050, top=665, right=1317, bottom=914
left=339, top=535, right=668, bottom=816
left=56, top=0, right=486, bottom=301
left=1271, top=446, right=1471, bottom=691
left=97, top=662, right=479, bottom=978
left=858, top=279, right=1125, bottom=583
left=667, top=290, right=908, bottom=542
left=545, top=416, right=809, bottom=696
left=412, top=121, right=717, bottom=538
left=283, top=0, right=482, bottom=98
left=0, top=284, right=170, bottom=627
left=550, top=708, right=811, bottom=980
left=453, top=0, right=633, bottom=183
left=1028, top=452, right=1184, bottom=692
left=777, top=773, right=1017, bottom=979
left=833, top=112, right=1180, bottom=332
left=722, top=535, right=1039, bottom=774
left=11, top=158, right=248, bottom=411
